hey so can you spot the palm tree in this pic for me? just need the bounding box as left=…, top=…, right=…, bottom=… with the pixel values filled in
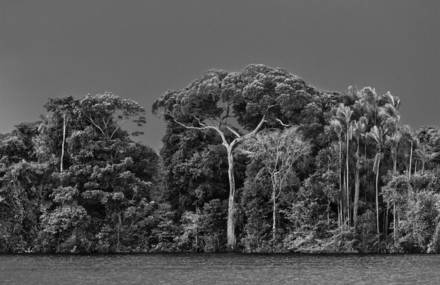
left=368, top=125, right=385, bottom=236
left=415, top=144, right=440, bottom=174
left=330, top=119, right=344, bottom=227
left=336, top=104, right=354, bottom=225
left=400, top=125, right=415, bottom=179
left=387, top=129, right=402, bottom=243
left=367, top=90, right=400, bottom=239
left=358, top=87, right=380, bottom=125
left=352, top=116, right=368, bottom=226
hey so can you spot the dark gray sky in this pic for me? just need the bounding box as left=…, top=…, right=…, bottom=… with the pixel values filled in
left=0, top=0, right=439, bottom=150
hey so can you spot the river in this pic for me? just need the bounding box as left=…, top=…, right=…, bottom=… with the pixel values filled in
left=1, top=254, right=440, bottom=284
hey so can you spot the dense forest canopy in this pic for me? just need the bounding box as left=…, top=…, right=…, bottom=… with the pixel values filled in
left=1, top=64, right=440, bottom=253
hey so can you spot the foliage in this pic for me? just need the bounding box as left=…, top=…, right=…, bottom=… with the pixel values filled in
left=1, top=64, right=440, bottom=253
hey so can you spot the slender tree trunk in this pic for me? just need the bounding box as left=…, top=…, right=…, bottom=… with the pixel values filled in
left=327, top=200, right=331, bottom=225
left=60, top=113, right=67, bottom=172
left=338, top=202, right=341, bottom=228
left=392, top=154, right=398, bottom=244
left=375, top=157, right=381, bottom=237
left=117, top=212, right=122, bottom=252
left=226, top=146, right=236, bottom=250
left=339, top=138, right=344, bottom=227
left=272, top=183, right=277, bottom=243
left=384, top=202, right=389, bottom=239
left=353, top=139, right=360, bottom=226
left=393, top=203, right=397, bottom=245
left=408, top=141, right=413, bottom=179
left=346, top=133, right=350, bottom=225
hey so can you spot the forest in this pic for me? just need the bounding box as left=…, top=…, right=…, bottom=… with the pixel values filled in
left=1, top=64, right=439, bottom=254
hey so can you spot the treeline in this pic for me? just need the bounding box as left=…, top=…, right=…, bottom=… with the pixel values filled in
left=1, top=64, right=440, bottom=253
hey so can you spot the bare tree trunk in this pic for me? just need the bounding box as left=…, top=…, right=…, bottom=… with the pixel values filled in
left=338, top=202, right=341, bottom=228
left=226, top=147, right=236, bottom=250
left=339, top=138, right=344, bottom=227
left=375, top=157, right=381, bottom=237
left=393, top=203, right=397, bottom=245
left=353, top=139, right=360, bottom=226
left=272, top=186, right=276, bottom=243
left=346, top=133, right=350, bottom=225
left=117, top=212, right=122, bottom=252
left=327, top=200, right=331, bottom=225
left=60, top=113, right=67, bottom=172
left=384, top=202, right=389, bottom=239
left=408, top=141, right=413, bottom=179
left=195, top=206, right=200, bottom=251
left=392, top=154, right=398, bottom=244
left=173, top=115, right=267, bottom=251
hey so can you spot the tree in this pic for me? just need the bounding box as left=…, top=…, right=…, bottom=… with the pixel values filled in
left=243, top=127, right=311, bottom=242
left=330, top=119, right=344, bottom=227
left=415, top=144, right=439, bottom=175
left=366, top=88, right=400, bottom=238
left=79, top=92, right=147, bottom=140
left=352, top=116, right=368, bottom=225
left=153, top=64, right=319, bottom=250
left=44, top=97, right=78, bottom=172
left=159, top=124, right=230, bottom=214
left=0, top=123, right=51, bottom=253
left=335, top=104, right=354, bottom=225
left=36, top=93, right=158, bottom=252
left=400, top=125, right=416, bottom=179
left=387, top=129, right=402, bottom=242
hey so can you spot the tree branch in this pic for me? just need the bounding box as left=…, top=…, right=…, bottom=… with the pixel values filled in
left=226, top=126, right=241, bottom=138
left=240, top=115, right=267, bottom=142
left=276, top=118, right=290, bottom=128
left=173, top=118, right=211, bottom=131
left=88, top=116, right=106, bottom=138
left=174, top=118, right=229, bottom=146
left=194, top=116, right=207, bottom=127
left=220, top=102, right=231, bottom=123
left=109, top=126, right=120, bottom=140
left=236, top=149, right=254, bottom=156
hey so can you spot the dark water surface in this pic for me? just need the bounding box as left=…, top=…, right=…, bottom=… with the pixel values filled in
left=1, top=254, right=440, bottom=284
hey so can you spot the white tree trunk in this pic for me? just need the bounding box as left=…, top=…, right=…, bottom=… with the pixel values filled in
left=272, top=181, right=277, bottom=243
left=339, top=138, right=344, bottom=227
left=226, top=147, right=236, bottom=250
left=346, top=133, right=350, bottom=225
left=375, top=157, right=381, bottom=237
left=173, top=115, right=267, bottom=251
left=408, top=141, right=413, bottom=179
left=353, top=140, right=360, bottom=226
left=60, top=113, right=67, bottom=172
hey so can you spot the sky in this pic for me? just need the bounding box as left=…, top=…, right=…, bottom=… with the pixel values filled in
left=0, top=0, right=439, bottom=150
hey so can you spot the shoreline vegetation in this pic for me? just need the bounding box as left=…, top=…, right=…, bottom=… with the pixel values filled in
left=1, top=64, right=440, bottom=254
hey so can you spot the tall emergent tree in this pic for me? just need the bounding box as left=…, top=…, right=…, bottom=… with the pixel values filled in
left=44, top=97, right=78, bottom=172
left=153, top=64, right=319, bottom=249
